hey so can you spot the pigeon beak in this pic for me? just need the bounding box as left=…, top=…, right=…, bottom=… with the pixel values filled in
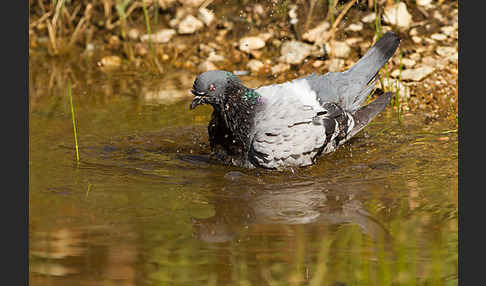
left=190, top=90, right=206, bottom=110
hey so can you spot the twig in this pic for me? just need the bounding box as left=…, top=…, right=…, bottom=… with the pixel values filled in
left=304, top=0, right=318, bottom=32
left=323, top=0, right=357, bottom=43
left=68, top=4, right=93, bottom=48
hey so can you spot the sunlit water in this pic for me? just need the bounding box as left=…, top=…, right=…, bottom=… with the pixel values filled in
left=29, top=58, right=457, bottom=285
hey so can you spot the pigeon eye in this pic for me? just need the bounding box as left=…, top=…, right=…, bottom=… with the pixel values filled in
left=209, top=84, right=215, bottom=92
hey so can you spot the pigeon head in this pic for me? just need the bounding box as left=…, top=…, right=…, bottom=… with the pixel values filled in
left=190, top=70, right=241, bottom=110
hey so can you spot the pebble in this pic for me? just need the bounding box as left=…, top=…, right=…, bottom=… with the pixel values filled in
left=97, top=55, right=122, bottom=70
left=361, top=13, right=376, bottom=23
left=128, top=28, right=140, bottom=40
left=207, top=51, right=225, bottom=62
left=412, top=36, right=422, bottom=44
left=394, top=58, right=416, bottom=68
left=177, top=0, right=205, bottom=7
left=346, top=22, right=363, bottom=32
left=198, top=60, right=217, bottom=72
left=279, top=41, right=313, bottom=64
left=198, top=8, right=214, bottom=26
left=431, top=33, right=447, bottom=41
left=416, top=0, right=433, bottom=6
left=177, top=15, right=204, bottom=34
left=247, top=59, right=264, bottom=73
left=239, top=36, right=266, bottom=53
left=158, top=0, right=177, bottom=10
left=271, top=63, right=290, bottom=74
left=345, top=37, right=362, bottom=46
left=325, top=41, right=351, bottom=58
left=327, top=58, right=344, bottom=72
left=436, top=46, right=458, bottom=63
left=141, top=29, right=176, bottom=43
left=302, top=21, right=330, bottom=44
left=383, top=2, right=412, bottom=29
left=401, top=66, right=435, bottom=81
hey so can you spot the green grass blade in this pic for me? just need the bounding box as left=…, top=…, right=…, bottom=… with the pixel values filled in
left=68, top=80, right=80, bottom=163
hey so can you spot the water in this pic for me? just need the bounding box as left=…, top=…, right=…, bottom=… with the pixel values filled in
left=29, top=57, right=457, bottom=285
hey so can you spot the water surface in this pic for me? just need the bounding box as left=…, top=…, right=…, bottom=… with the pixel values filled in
left=29, top=59, right=457, bottom=285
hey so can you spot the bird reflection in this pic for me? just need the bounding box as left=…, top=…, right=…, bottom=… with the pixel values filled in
left=191, top=172, right=390, bottom=244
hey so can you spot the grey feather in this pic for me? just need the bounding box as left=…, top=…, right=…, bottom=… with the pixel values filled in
left=304, top=31, right=400, bottom=112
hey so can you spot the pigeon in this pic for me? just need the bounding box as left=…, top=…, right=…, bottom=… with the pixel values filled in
left=189, top=31, right=400, bottom=169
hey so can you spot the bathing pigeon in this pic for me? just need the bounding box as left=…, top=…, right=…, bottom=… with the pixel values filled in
left=189, top=31, right=400, bottom=169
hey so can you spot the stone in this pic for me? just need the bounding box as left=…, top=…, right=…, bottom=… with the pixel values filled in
left=247, top=59, right=264, bottom=73
left=411, top=36, right=422, bottom=44
left=401, top=66, right=435, bottom=81
left=198, top=8, right=215, bottom=26
left=271, top=63, right=290, bottom=74
left=346, top=22, right=363, bottom=32
left=198, top=60, right=217, bottom=72
left=327, top=58, right=345, bottom=72
left=302, top=21, right=330, bottom=44
left=325, top=41, right=351, bottom=58
left=383, top=2, right=412, bottom=29
left=239, top=36, right=266, bottom=53
left=127, top=28, right=140, bottom=40
left=361, top=13, right=376, bottom=23
left=97, top=56, right=122, bottom=70
left=177, top=15, right=204, bottom=34
left=431, top=33, right=447, bottom=41
left=436, top=46, right=458, bottom=63
left=141, top=29, right=176, bottom=43
left=345, top=37, right=362, bottom=46
left=177, top=0, right=205, bottom=7
left=207, top=51, right=225, bottom=62
left=279, top=41, right=313, bottom=64
left=158, top=0, right=177, bottom=10
left=416, top=0, right=432, bottom=6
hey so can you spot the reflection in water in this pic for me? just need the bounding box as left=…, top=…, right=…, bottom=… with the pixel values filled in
left=192, top=175, right=390, bottom=245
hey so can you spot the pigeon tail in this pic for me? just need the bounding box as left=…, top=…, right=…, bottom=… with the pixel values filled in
left=304, top=31, right=400, bottom=112
left=344, top=31, right=400, bottom=109
left=346, top=92, right=394, bottom=140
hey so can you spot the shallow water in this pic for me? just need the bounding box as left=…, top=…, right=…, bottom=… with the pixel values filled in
left=29, top=59, right=457, bottom=285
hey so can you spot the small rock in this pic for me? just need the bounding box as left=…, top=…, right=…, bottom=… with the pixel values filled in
left=177, top=0, right=205, bottom=7
left=327, top=58, right=344, bottom=72
left=411, top=36, right=422, bottom=44
left=247, top=59, right=264, bottom=73
left=345, top=37, right=362, bottom=46
left=158, top=0, right=177, bottom=9
left=198, top=60, right=217, bottom=72
left=409, top=53, right=421, bottom=62
left=312, top=61, right=324, bottom=68
left=401, top=58, right=416, bottom=68
left=302, top=21, right=330, bottom=44
left=325, top=41, right=351, bottom=58
left=401, top=66, right=435, bottom=81
left=409, top=27, right=419, bottom=36
left=271, top=63, right=290, bottom=74
left=346, top=22, right=363, bottom=32
left=198, top=7, right=215, bottom=26
left=416, top=0, right=432, bottom=6
left=422, top=56, right=447, bottom=69
left=361, top=13, right=376, bottom=23
left=279, top=41, right=313, bottom=64
left=128, top=28, right=140, bottom=40
left=432, top=10, right=445, bottom=23
left=239, top=36, right=266, bottom=53
left=288, top=4, right=298, bottom=25
left=254, top=4, right=265, bottom=16
left=440, top=26, right=456, bottom=38
left=108, top=35, right=121, bottom=50
left=207, top=51, right=225, bottom=62
left=97, top=55, right=122, bottom=70
left=258, top=32, right=274, bottom=42
left=436, top=46, right=458, bottom=63
left=177, top=15, right=204, bottom=34
left=383, top=2, right=412, bottom=29
left=134, top=43, right=148, bottom=56
left=431, top=33, right=447, bottom=41
left=141, top=29, right=176, bottom=43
